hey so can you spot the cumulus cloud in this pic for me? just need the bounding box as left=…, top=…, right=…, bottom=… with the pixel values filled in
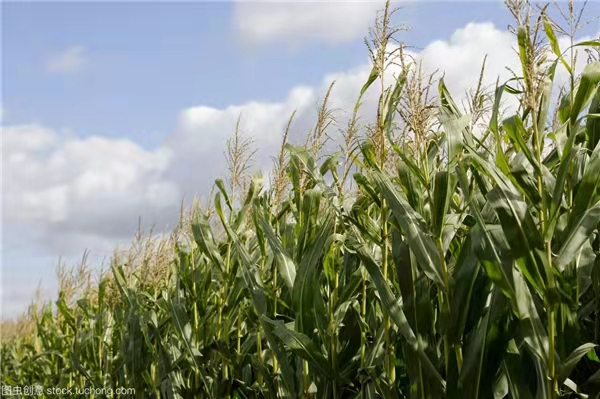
left=0, top=23, right=541, bottom=254
left=2, top=125, right=179, bottom=255
left=233, top=0, right=382, bottom=46
left=46, top=46, right=88, bottom=74
left=421, top=23, right=516, bottom=94
left=231, top=0, right=510, bottom=47
left=3, top=22, right=597, bottom=317
left=6, top=22, right=595, bottom=255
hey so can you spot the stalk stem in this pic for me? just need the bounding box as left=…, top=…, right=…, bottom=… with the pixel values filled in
left=303, top=360, right=310, bottom=398
left=381, top=198, right=395, bottom=383
left=437, top=238, right=452, bottom=375
left=361, top=267, right=368, bottom=368
left=533, top=98, right=557, bottom=398
left=329, top=237, right=340, bottom=398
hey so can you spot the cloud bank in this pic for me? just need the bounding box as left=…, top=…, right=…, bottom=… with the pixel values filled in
left=3, top=22, right=595, bottom=318
left=233, top=0, right=382, bottom=47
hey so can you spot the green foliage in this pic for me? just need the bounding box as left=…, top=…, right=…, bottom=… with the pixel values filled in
left=2, top=2, right=600, bottom=398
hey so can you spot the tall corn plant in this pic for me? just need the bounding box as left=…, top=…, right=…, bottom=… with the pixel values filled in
left=2, top=1, right=600, bottom=398
left=339, top=5, right=600, bottom=399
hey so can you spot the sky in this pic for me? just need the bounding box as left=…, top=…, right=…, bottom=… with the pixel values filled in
left=2, top=0, right=599, bottom=319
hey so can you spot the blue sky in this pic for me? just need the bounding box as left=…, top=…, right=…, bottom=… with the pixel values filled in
left=2, top=1, right=599, bottom=319
left=3, top=1, right=513, bottom=145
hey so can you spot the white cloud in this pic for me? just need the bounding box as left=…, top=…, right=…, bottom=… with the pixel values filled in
left=233, top=0, right=382, bottom=46
left=2, top=125, right=178, bottom=255
left=1, top=22, right=529, bottom=256
left=4, top=22, right=597, bottom=318
left=11, top=22, right=597, bottom=249
left=421, top=23, right=516, bottom=93
left=46, top=46, right=88, bottom=74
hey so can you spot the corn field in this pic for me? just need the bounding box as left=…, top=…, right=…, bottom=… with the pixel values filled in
left=2, top=1, right=600, bottom=398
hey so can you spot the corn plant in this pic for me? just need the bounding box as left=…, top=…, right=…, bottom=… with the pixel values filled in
left=2, top=1, right=600, bottom=398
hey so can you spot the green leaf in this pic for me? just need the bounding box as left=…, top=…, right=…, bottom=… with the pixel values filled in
left=512, top=269, right=549, bottom=394
left=543, top=17, right=572, bottom=75
left=233, top=173, right=263, bottom=232
left=165, top=297, right=202, bottom=375
left=447, top=234, right=480, bottom=345
left=360, top=141, right=379, bottom=170
left=261, top=316, right=333, bottom=379
left=587, top=87, right=600, bottom=152
left=221, top=214, right=268, bottom=316
left=382, top=73, right=406, bottom=138
left=459, top=290, right=512, bottom=399
left=432, top=171, right=457, bottom=239
left=349, top=233, right=446, bottom=390
left=257, top=212, right=297, bottom=290
left=468, top=152, right=546, bottom=293
left=260, top=318, right=298, bottom=397
left=570, top=142, right=600, bottom=228
left=489, top=83, right=513, bottom=174
left=355, top=65, right=379, bottom=114
left=440, top=111, right=469, bottom=167
left=293, top=209, right=334, bottom=337
left=503, top=115, right=540, bottom=174
left=571, top=62, right=600, bottom=125
left=371, top=171, right=446, bottom=289
left=559, top=343, right=598, bottom=383
left=549, top=123, right=578, bottom=237
left=572, top=39, right=600, bottom=48
left=538, top=62, right=558, bottom=136
left=394, top=149, right=428, bottom=187
left=353, top=172, right=381, bottom=206
left=517, top=26, right=531, bottom=93
left=215, top=178, right=233, bottom=210
left=191, top=206, right=225, bottom=272
left=439, top=77, right=463, bottom=117
left=556, top=201, right=600, bottom=271
left=456, top=164, right=515, bottom=299
left=397, top=158, right=424, bottom=212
